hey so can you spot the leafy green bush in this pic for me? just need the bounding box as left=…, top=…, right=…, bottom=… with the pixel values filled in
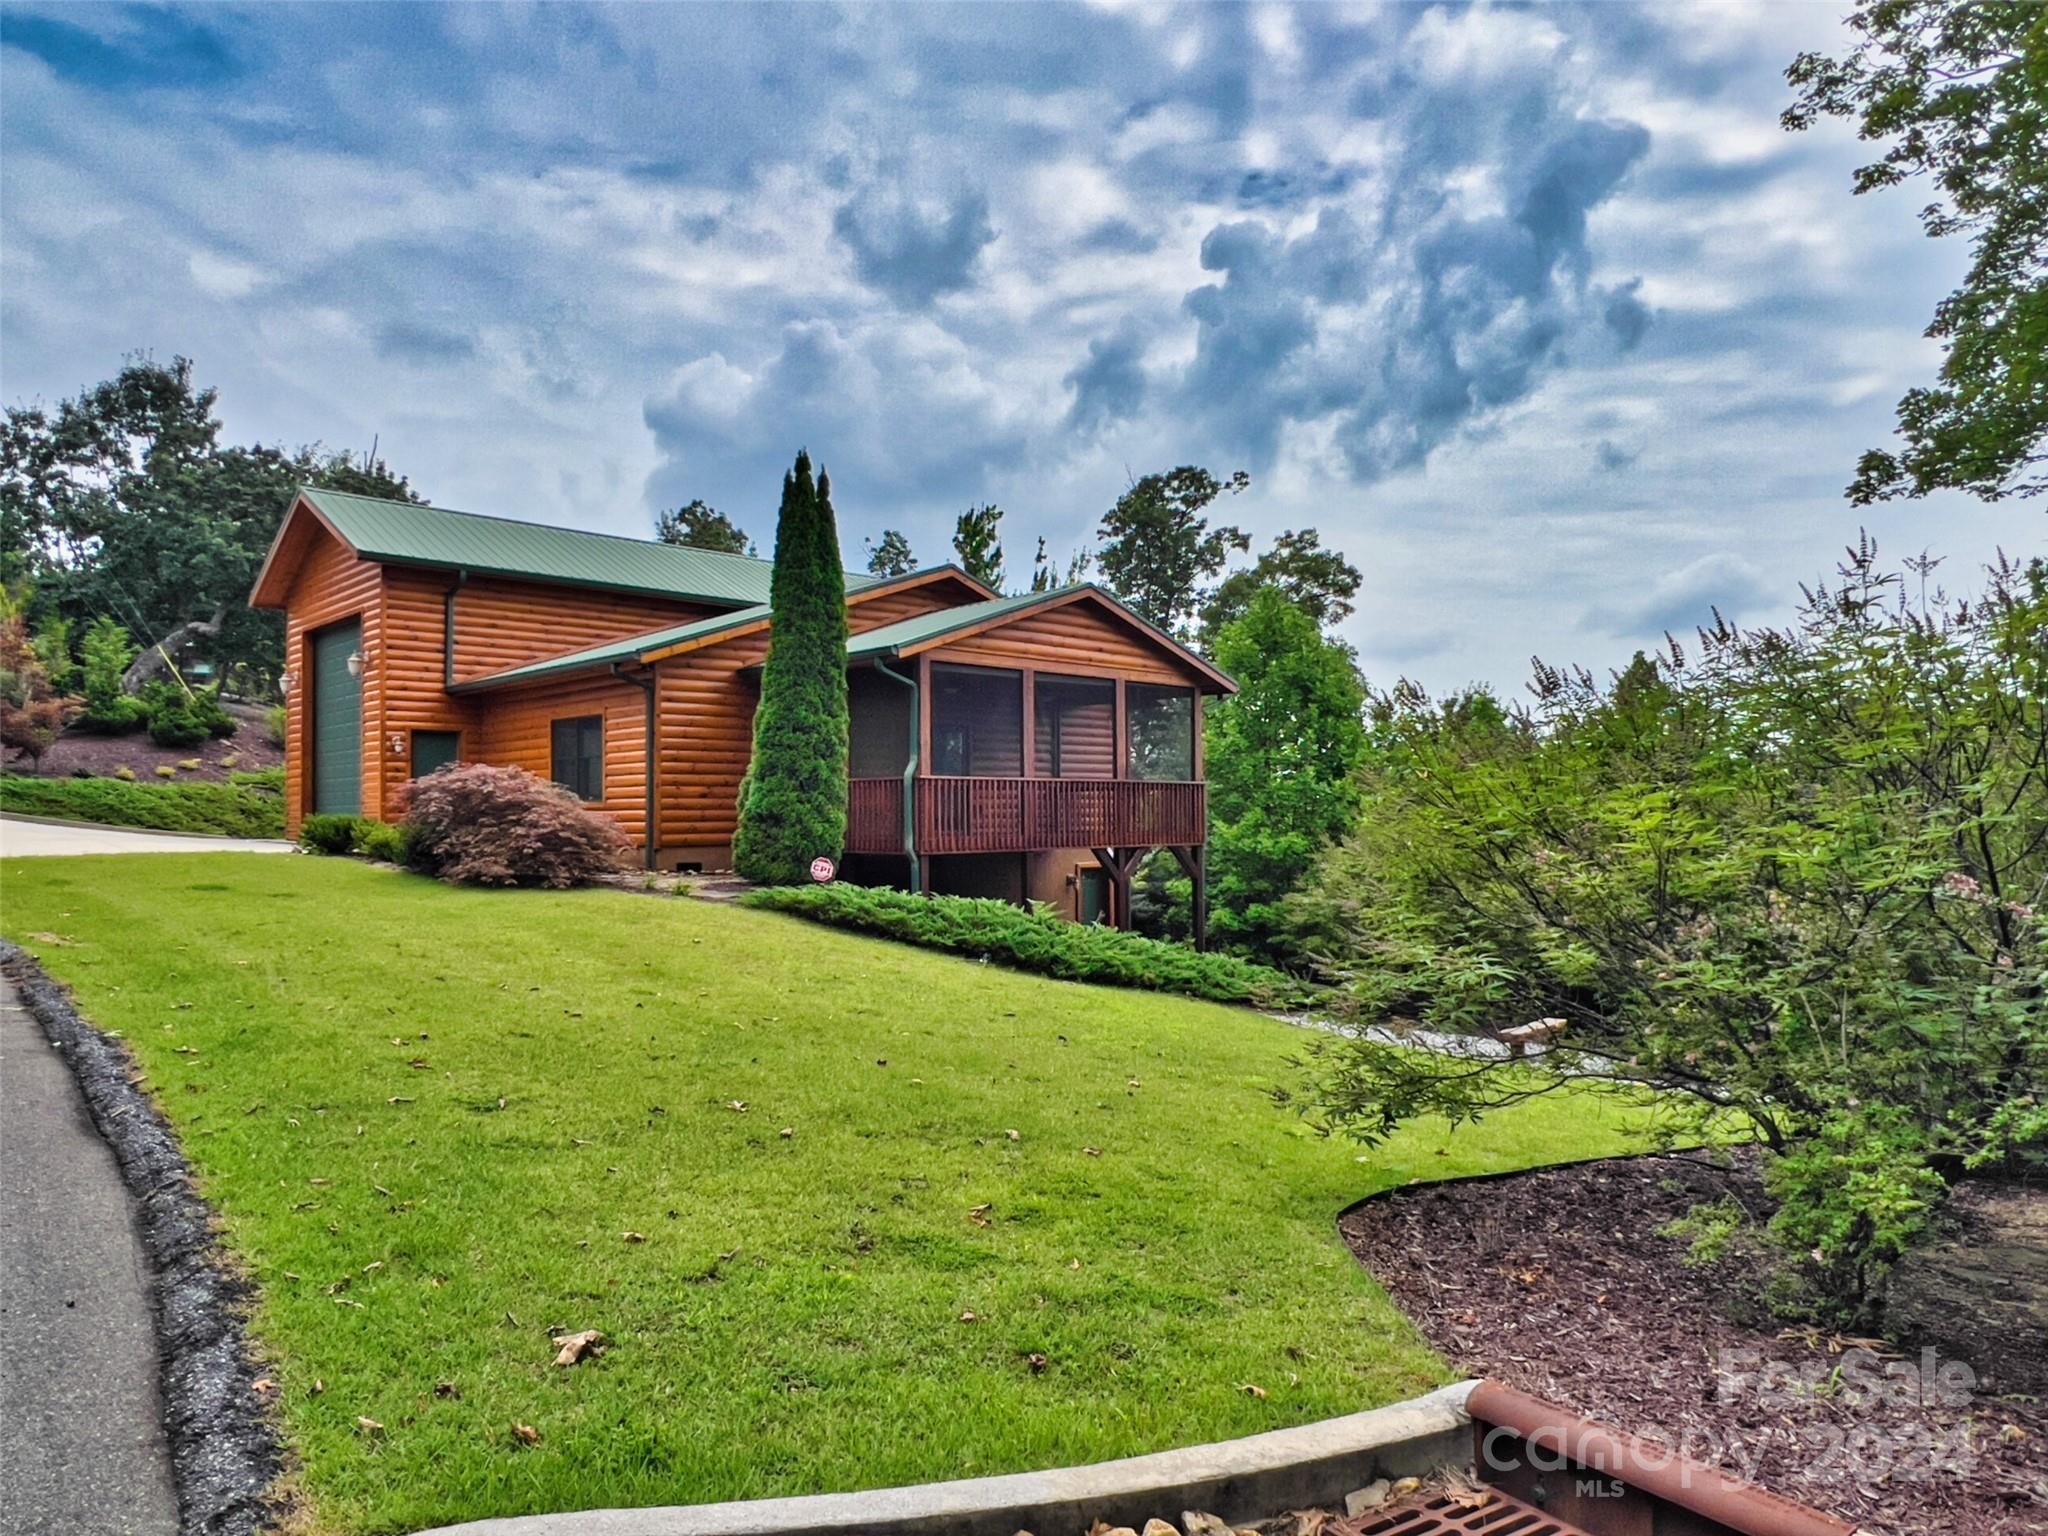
left=264, top=704, right=287, bottom=748
left=743, top=884, right=1311, bottom=1008
left=299, top=813, right=375, bottom=856
left=0, top=774, right=284, bottom=837
left=354, top=820, right=414, bottom=864
left=229, top=767, right=285, bottom=793
left=1285, top=542, right=2046, bottom=1321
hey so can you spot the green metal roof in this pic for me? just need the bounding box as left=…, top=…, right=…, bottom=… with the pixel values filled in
left=449, top=605, right=772, bottom=693
left=284, top=487, right=877, bottom=608
left=844, top=587, right=1078, bottom=659
left=452, top=578, right=1234, bottom=695
left=848, top=584, right=1236, bottom=692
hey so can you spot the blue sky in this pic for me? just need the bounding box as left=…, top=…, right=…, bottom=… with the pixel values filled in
left=1, top=1, right=2036, bottom=694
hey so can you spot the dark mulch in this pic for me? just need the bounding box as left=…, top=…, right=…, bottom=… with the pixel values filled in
left=1340, top=1151, right=2048, bottom=1536
left=33, top=705, right=282, bottom=785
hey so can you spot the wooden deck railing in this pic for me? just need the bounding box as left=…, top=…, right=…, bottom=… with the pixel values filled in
left=845, top=776, right=1206, bottom=856
left=847, top=777, right=906, bottom=853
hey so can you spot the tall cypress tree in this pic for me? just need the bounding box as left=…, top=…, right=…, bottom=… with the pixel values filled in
left=732, top=451, right=850, bottom=884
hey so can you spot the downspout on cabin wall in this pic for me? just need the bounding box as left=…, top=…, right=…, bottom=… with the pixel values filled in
left=612, top=662, right=659, bottom=871
left=442, top=571, right=470, bottom=687
left=872, top=657, right=920, bottom=893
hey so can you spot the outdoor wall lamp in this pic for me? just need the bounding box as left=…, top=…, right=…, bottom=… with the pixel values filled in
left=278, top=670, right=298, bottom=698
left=346, top=647, right=368, bottom=679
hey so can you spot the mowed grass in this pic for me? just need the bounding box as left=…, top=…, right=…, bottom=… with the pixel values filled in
left=1, top=855, right=1649, bottom=1534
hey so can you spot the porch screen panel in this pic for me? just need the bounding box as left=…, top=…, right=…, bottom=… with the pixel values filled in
left=1033, top=676, right=1115, bottom=777
left=1126, top=683, right=1195, bottom=781
left=931, top=664, right=1022, bottom=776
left=849, top=667, right=911, bottom=777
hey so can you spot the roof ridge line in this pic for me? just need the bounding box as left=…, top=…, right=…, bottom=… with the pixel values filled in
left=302, top=484, right=875, bottom=584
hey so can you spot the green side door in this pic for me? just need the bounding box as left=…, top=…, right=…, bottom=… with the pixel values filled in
left=1079, top=866, right=1110, bottom=925
left=310, top=619, right=363, bottom=816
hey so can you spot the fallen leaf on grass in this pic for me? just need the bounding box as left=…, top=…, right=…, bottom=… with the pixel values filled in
left=511, top=1422, right=541, bottom=1446
left=1081, top=1147, right=1102, bottom=1158
left=551, top=1329, right=603, bottom=1367
left=1238, top=1381, right=1267, bottom=1399
left=779, top=1127, right=794, bottom=1139
left=967, top=1203, right=993, bottom=1228
left=356, top=1417, right=384, bottom=1436
left=309, top=1379, right=324, bottom=1397
left=959, top=1309, right=980, bottom=1323
left=434, top=1382, right=460, bottom=1400
left=1026, top=1352, right=1048, bottom=1373
left=1004, top=1128, right=1021, bottom=1142
left=251, top=1378, right=276, bottom=1397
left=27, top=932, right=75, bottom=946
left=622, top=1231, right=645, bottom=1244
left=727, top=1100, right=748, bottom=1113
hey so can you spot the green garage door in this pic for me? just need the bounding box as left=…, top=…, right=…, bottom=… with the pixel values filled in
left=310, top=619, right=363, bottom=816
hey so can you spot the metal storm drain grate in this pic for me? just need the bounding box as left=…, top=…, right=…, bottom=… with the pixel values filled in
left=1345, top=1488, right=1595, bottom=1536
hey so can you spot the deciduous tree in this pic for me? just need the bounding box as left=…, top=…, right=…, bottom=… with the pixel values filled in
left=1199, top=528, right=1361, bottom=647
left=864, top=528, right=916, bottom=577
left=1095, top=467, right=1248, bottom=638
left=1785, top=0, right=2048, bottom=501
left=655, top=499, right=754, bottom=555
left=951, top=504, right=1005, bottom=590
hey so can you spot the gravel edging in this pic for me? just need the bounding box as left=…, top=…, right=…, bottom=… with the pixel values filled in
left=1, top=943, right=287, bottom=1536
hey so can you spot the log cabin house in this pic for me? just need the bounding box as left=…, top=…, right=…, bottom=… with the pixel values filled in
left=250, top=488, right=1234, bottom=938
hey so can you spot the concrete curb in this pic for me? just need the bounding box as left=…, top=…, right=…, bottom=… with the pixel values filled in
left=412, top=1381, right=1479, bottom=1536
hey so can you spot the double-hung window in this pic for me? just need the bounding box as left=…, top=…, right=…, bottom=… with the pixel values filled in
left=550, top=715, right=604, bottom=802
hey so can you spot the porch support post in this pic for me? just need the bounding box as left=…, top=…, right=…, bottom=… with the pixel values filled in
left=1113, top=677, right=1128, bottom=780
left=1170, top=844, right=1207, bottom=952
left=1020, top=668, right=1038, bottom=848
left=1092, top=845, right=1147, bottom=933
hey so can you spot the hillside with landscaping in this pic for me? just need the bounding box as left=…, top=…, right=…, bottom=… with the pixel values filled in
left=0, top=854, right=1649, bottom=1534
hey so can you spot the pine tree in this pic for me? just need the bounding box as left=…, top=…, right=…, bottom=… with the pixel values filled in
left=732, top=451, right=850, bottom=884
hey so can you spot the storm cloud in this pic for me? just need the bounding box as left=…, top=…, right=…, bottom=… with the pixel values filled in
left=3, top=1, right=2031, bottom=699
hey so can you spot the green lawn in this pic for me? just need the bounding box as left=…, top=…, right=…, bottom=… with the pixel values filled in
left=1, top=856, right=1649, bottom=1535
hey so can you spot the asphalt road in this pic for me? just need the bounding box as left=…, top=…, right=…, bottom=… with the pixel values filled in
left=0, top=972, right=180, bottom=1536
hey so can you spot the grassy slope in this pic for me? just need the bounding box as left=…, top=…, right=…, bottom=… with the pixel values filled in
left=1, top=856, right=1649, bottom=1534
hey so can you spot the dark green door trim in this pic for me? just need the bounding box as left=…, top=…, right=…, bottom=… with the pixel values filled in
left=310, top=619, right=363, bottom=816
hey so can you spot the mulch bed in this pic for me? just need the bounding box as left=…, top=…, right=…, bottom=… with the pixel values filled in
left=34, top=705, right=282, bottom=784
left=1340, top=1151, right=2048, bottom=1536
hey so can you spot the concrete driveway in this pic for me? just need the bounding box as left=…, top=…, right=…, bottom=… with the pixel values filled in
left=0, top=815, right=294, bottom=857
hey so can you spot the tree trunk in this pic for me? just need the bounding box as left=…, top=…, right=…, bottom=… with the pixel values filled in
left=122, top=607, right=227, bottom=693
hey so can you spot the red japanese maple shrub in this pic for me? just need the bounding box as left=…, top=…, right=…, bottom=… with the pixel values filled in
left=399, top=762, right=632, bottom=888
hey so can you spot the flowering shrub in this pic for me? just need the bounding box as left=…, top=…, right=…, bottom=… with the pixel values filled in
left=400, top=762, right=632, bottom=888
left=1287, top=541, right=2046, bottom=1320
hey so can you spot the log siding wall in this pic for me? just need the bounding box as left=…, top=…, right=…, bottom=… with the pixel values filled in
left=272, top=542, right=1210, bottom=864
left=280, top=529, right=384, bottom=831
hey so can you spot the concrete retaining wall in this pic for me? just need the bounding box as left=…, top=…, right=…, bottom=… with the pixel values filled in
left=413, top=1380, right=1480, bottom=1536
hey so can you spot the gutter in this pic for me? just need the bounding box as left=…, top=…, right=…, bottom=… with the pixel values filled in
left=612, top=663, right=659, bottom=871
left=872, top=658, right=920, bottom=892
left=442, top=570, right=471, bottom=687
